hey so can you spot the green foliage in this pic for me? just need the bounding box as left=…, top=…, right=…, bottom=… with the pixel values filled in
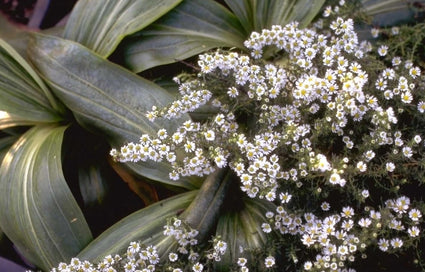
left=4, top=0, right=423, bottom=271
left=0, top=126, right=92, bottom=271
left=63, top=0, right=184, bottom=57
left=0, top=39, right=63, bottom=129
left=123, top=0, right=325, bottom=72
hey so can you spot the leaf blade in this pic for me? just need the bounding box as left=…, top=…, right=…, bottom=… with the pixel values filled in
left=0, top=39, right=63, bottom=129
left=77, top=190, right=197, bottom=263
left=0, top=125, right=92, bottom=271
left=64, top=0, right=183, bottom=57
left=28, top=33, right=198, bottom=189
left=224, top=0, right=325, bottom=31
left=124, top=0, right=246, bottom=72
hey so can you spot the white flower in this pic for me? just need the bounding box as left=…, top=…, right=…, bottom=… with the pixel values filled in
left=378, top=238, right=389, bottom=251
left=418, top=101, right=425, bottom=113
left=386, top=162, right=395, bottom=172
left=358, top=217, right=372, bottom=228
left=329, top=172, right=341, bottom=185
left=390, top=237, right=403, bottom=248
left=184, top=141, right=196, bottom=152
left=192, top=262, right=204, bottom=272
left=237, top=258, right=248, bottom=267
left=391, top=26, right=400, bottom=35
left=409, top=66, right=421, bottom=79
left=279, top=192, right=292, bottom=203
left=408, top=226, right=420, bottom=237
left=356, top=161, right=367, bottom=172
left=323, top=6, right=332, bottom=17
left=157, top=129, right=168, bottom=140
left=214, top=240, right=227, bottom=255
left=264, top=256, right=275, bottom=268
left=169, top=252, right=178, bottom=262
left=409, top=208, right=422, bottom=221
left=364, top=150, right=375, bottom=161
left=204, top=130, right=215, bottom=141
left=315, top=154, right=331, bottom=172
left=321, top=201, right=331, bottom=211
left=304, top=261, right=313, bottom=270
left=401, top=91, right=413, bottom=104
left=402, top=146, right=413, bottom=158
left=214, top=154, right=227, bottom=168
left=214, top=114, right=226, bottom=125
left=378, top=45, right=388, bottom=56
left=262, top=223, right=272, bottom=233
left=227, top=87, right=239, bottom=97
left=371, top=28, right=379, bottom=38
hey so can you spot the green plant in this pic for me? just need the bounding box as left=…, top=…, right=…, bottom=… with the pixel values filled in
left=42, top=1, right=425, bottom=272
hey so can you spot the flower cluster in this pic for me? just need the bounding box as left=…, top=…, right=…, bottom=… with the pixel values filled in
left=111, top=2, right=425, bottom=271
left=163, top=217, right=199, bottom=255
left=49, top=242, right=160, bottom=272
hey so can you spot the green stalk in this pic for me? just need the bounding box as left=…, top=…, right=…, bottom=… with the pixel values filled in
left=181, top=168, right=232, bottom=242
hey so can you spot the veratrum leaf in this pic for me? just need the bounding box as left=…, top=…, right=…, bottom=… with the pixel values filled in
left=63, top=0, right=183, bottom=57
left=77, top=190, right=197, bottom=263
left=0, top=39, right=63, bottom=129
left=124, top=0, right=246, bottom=72
left=28, top=33, right=199, bottom=190
left=215, top=197, right=277, bottom=270
left=361, top=0, right=425, bottom=26
left=0, top=125, right=92, bottom=271
left=224, top=0, right=326, bottom=32
left=0, top=135, right=17, bottom=163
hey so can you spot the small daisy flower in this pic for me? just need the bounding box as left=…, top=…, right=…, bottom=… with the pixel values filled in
left=409, top=66, right=421, bottom=78
left=357, top=161, right=367, bottom=172
left=371, top=28, right=380, bottom=38
left=408, top=226, right=420, bottom=237
left=386, top=162, right=395, bottom=172
left=321, top=201, right=331, bottom=211
left=378, top=238, right=389, bottom=251
left=279, top=192, right=292, bottom=203
left=390, top=237, right=403, bottom=248
left=169, top=252, right=178, bottom=262
left=264, top=256, right=275, bottom=268
left=204, top=130, right=215, bottom=141
left=237, top=258, right=248, bottom=267
left=192, top=262, right=204, bottom=272
left=262, top=223, right=272, bottom=233
left=329, top=172, right=341, bottom=185
left=409, top=208, right=422, bottom=221
left=378, top=45, right=388, bottom=56
left=304, top=261, right=313, bottom=270
left=401, top=91, right=413, bottom=104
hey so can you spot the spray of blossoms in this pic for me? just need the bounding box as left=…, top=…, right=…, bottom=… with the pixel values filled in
left=108, top=4, right=425, bottom=272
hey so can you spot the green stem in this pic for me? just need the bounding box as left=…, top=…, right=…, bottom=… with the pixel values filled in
left=181, top=168, right=232, bottom=242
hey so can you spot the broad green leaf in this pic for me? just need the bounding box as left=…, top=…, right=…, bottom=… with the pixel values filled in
left=0, top=125, right=92, bottom=271
left=124, top=0, right=246, bottom=72
left=28, top=33, right=199, bottom=190
left=361, top=0, right=425, bottom=26
left=64, top=0, right=183, bottom=57
left=0, top=135, right=17, bottom=163
left=0, top=39, right=63, bottom=129
left=78, top=190, right=197, bottom=263
left=215, top=197, right=276, bottom=270
left=224, top=0, right=326, bottom=32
